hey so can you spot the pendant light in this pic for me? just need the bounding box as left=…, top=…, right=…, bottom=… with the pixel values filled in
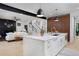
left=37, top=3, right=44, bottom=17
left=54, top=9, right=59, bottom=22
left=54, top=16, right=59, bottom=22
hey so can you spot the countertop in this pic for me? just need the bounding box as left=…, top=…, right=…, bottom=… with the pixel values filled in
left=23, top=33, right=67, bottom=41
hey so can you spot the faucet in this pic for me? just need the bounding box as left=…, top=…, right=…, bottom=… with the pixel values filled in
left=52, top=26, right=58, bottom=34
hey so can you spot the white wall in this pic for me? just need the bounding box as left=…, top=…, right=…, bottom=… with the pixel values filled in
left=70, top=11, right=79, bottom=42
left=27, top=16, right=47, bottom=34
left=0, top=9, right=47, bottom=33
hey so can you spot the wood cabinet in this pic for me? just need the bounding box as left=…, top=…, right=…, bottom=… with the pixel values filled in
left=47, top=14, right=70, bottom=41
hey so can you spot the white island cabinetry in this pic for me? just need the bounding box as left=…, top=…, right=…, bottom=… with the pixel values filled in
left=23, top=33, right=67, bottom=56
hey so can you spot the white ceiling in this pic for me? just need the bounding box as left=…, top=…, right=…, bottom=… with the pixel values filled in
left=4, top=3, right=79, bottom=18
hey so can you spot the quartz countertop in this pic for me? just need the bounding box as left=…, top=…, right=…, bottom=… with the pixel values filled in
left=23, top=33, right=67, bottom=41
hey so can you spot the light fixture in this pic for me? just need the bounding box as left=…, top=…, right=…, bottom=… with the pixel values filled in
left=53, top=9, right=59, bottom=22
left=37, top=4, right=44, bottom=17
left=14, top=17, right=20, bottom=21
left=54, top=16, right=59, bottom=22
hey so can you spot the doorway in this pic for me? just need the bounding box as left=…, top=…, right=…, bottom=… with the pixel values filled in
left=74, top=16, right=79, bottom=40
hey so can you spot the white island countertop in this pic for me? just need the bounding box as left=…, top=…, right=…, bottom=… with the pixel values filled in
left=23, top=33, right=67, bottom=41
left=23, top=32, right=67, bottom=56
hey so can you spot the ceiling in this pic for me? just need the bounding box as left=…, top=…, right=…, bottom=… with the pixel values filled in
left=4, top=3, right=79, bottom=18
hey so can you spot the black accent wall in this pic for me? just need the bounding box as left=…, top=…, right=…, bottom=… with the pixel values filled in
left=0, top=19, right=16, bottom=39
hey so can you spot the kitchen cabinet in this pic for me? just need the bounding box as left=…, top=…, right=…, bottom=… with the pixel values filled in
left=23, top=33, right=67, bottom=56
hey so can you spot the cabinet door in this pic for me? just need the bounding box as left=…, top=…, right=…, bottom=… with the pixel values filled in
left=52, top=36, right=66, bottom=55
left=57, top=36, right=66, bottom=50
left=61, top=36, right=67, bottom=47
left=45, top=39, right=56, bottom=56
left=46, top=39, right=60, bottom=56
left=53, top=39, right=60, bottom=55
left=45, top=36, right=67, bottom=56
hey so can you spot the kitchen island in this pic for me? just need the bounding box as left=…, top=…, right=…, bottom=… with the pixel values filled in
left=23, top=33, right=67, bottom=56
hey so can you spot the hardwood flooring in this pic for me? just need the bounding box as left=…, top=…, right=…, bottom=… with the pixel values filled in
left=0, top=40, right=23, bottom=56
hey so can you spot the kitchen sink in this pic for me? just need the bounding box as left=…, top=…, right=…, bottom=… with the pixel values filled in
left=47, top=32, right=60, bottom=36
left=52, top=33, right=60, bottom=36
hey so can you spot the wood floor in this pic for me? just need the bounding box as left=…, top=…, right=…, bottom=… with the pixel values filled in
left=0, top=40, right=23, bottom=56
left=57, top=38, right=79, bottom=56
left=66, top=38, right=79, bottom=51
left=0, top=38, right=79, bottom=56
